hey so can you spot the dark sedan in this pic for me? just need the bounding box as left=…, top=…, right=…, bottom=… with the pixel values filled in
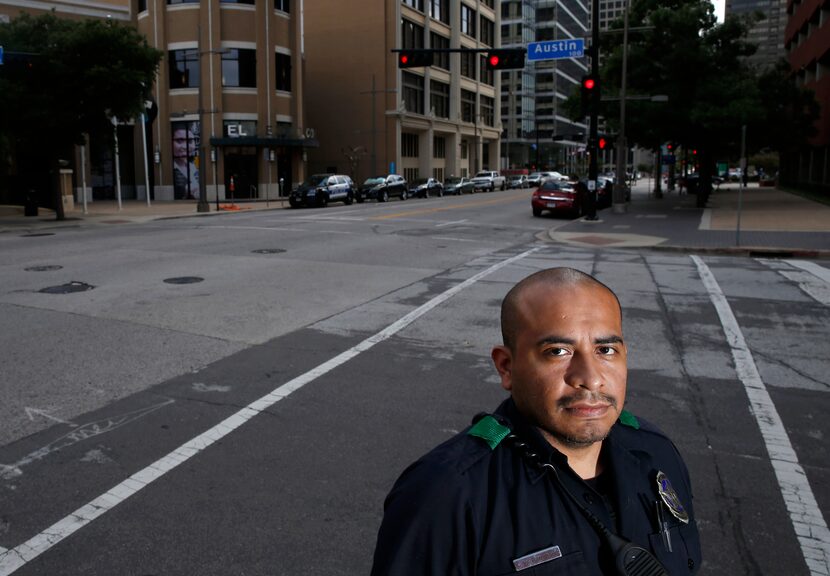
left=531, top=179, right=586, bottom=218
left=409, top=177, right=444, bottom=198
left=357, top=175, right=408, bottom=202
left=444, top=176, right=474, bottom=195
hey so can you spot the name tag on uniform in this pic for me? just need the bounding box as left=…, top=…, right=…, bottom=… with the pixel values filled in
left=512, top=545, right=562, bottom=571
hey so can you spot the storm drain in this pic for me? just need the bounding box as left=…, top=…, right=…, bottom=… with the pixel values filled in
left=251, top=248, right=286, bottom=254
left=163, top=276, right=204, bottom=285
left=39, top=281, right=95, bottom=294
left=20, top=233, right=55, bottom=238
left=25, top=265, right=63, bottom=272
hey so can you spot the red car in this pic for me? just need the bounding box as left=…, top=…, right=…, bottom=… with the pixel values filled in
left=531, top=180, right=585, bottom=218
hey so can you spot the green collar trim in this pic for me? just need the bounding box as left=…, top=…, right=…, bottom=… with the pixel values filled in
left=468, top=415, right=511, bottom=450
left=619, top=409, right=640, bottom=429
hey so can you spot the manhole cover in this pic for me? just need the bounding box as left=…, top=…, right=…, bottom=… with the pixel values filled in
left=20, top=233, right=55, bottom=238
left=163, top=276, right=204, bottom=285
left=251, top=249, right=286, bottom=254
left=25, top=265, right=63, bottom=272
left=39, top=281, right=95, bottom=294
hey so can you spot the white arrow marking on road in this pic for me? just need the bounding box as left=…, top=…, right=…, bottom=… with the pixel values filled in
left=24, top=408, right=75, bottom=426
left=693, top=255, right=830, bottom=576
left=0, top=247, right=541, bottom=576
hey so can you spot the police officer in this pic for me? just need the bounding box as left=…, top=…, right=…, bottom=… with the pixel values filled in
left=371, top=268, right=701, bottom=575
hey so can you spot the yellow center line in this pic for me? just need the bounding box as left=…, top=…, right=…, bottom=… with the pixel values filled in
left=368, top=191, right=529, bottom=221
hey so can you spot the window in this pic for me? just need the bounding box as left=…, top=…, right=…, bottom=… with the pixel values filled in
left=167, top=0, right=197, bottom=5
left=275, top=53, right=291, bottom=91
left=403, top=0, right=423, bottom=11
left=430, top=80, right=450, bottom=118
left=460, top=140, right=468, bottom=159
left=402, top=72, right=425, bottom=114
left=402, top=19, right=425, bottom=50
left=432, top=168, right=444, bottom=182
left=402, top=133, right=419, bottom=157
left=169, top=49, right=199, bottom=89
left=430, top=33, right=450, bottom=70
left=481, top=0, right=494, bottom=8
left=461, top=89, right=476, bottom=123
left=481, top=95, right=494, bottom=127
left=480, top=16, right=495, bottom=46
left=461, top=4, right=476, bottom=37
left=222, top=48, right=257, bottom=87
left=275, top=0, right=289, bottom=11
left=404, top=167, right=419, bottom=182
left=480, top=55, right=494, bottom=86
left=460, top=51, right=476, bottom=80
left=138, top=0, right=147, bottom=12
left=433, top=136, right=446, bottom=159
left=221, top=0, right=254, bottom=4
left=429, top=0, right=449, bottom=24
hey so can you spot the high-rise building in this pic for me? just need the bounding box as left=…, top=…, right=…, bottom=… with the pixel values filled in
left=303, top=0, right=503, bottom=184
left=782, top=0, right=829, bottom=192
left=725, top=0, right=788, bottom=71
left=1, top=0, right=312, bottom=205
left=500, top=0, right=589, bottom=173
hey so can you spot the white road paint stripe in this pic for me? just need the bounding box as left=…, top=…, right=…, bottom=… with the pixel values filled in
left=757, top=259, right=830, bottom=307
left=435, top=219, right=469, bottom=228
left=432, top=236, right=478, bottom=243
left=0, top=247, right=540, bottom=576
left=692, top=255, right=830, bottom=575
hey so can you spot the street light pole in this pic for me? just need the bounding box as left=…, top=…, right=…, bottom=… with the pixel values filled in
left=196, top=24, right=210, bottom=213
left=585, top=0, right=600, bottom=220
left=613, top=0, right=630, bottom=214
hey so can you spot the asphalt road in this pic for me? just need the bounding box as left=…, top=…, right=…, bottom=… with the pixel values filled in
left=0, top=189, right=828, bottom=575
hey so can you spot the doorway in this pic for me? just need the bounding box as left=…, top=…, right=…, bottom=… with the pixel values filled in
left=224, top=149, right=258, bottom=200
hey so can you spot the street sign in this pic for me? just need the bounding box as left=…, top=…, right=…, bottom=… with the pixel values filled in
left=527, top=39, right=585, bottom=61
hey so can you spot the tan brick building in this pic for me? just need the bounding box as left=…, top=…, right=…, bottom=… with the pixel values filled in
left=303, top=0, right=503, bottom=185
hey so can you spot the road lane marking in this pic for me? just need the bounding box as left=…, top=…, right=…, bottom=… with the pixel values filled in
left=0, top=247, right=541, bottom=576
left=757, top=259, right=830, bottom=307
left=692, top=255, right=830, bottom=575
left=435, top=219, right=469, bottom=227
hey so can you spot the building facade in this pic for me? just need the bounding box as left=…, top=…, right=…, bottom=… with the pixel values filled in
left=725, top=0, right=788, bottom=71
left=1, top=0, right=312, bottom=205
left=783, top=0, right=830, bottom=192
left=303, top=0, right=503, bottom=185
left=500, top=0, right=589, bottom=175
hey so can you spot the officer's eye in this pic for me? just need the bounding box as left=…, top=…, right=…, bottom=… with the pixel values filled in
left=544, top=347, right=569, bottom=357
left=597, top=346, right=617, bottom=356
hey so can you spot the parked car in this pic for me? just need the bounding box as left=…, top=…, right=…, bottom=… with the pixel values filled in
left=409, top=177, right=444, bottom=198
left=288, top=173, right=354, bottom=208
left=444, top=176, right=475, bottom=195
left=507, top=175, right=530, bottom=189
left=526, top=172, right=546, bottom=187
left=357, top=174, right=408, bottom=202
left=471, top=170, right=507, bottom=192
left=543, top=171, right=568, bottom=182
left=531, top=179, right=586, bottom=218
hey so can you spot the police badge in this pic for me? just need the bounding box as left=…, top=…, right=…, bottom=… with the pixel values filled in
left=656, top=471, right=690, bottom=524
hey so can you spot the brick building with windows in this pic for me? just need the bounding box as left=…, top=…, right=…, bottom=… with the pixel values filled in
left=303, top=0, right=503, bottom=185
left=1, top=0, right=313, bottom=205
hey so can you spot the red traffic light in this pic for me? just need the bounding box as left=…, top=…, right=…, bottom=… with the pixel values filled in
left=583, top=77, right=596, bottom=90
left=598, top=137, right=607, bottom=150
left=489, top=54, right=500, bottom=67
left=400, top=54, right=409, bottom=66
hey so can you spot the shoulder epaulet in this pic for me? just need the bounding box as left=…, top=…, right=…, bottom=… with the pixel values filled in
left=467, top=414, right=511, bottom=450
left=618, top=409, right=640, bottom=429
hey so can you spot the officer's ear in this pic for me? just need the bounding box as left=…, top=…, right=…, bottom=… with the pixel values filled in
left=491, top=345, right=514, bottom=392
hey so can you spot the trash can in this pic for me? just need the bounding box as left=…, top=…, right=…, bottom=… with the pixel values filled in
left=24, top=190, right=38, bottom=217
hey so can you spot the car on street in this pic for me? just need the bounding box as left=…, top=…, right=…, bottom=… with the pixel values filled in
left=471, top=170, right=507, bottom=192
left=288, top=174, right=355, bottom=208
left=444, top=176, right=475, bottom=195
left=408, top=177, right=444, bottom=198
left=531, top=179, right=586, bottom=218
left=507, top=175, right=530, bottom=189
left=356, top=174, right=408, bottom=202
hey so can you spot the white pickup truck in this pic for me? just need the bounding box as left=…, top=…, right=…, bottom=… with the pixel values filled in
left=471, top=170, right=507, bottom=192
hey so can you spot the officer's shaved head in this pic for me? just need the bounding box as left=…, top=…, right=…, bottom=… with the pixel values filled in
left=500, top=268, right=621, bottom=351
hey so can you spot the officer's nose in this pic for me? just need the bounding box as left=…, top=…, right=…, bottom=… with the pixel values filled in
left=564, top=351, right=602, bottom=391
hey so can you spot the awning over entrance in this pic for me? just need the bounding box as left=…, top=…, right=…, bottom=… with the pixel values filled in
left=209, top=136, right=319, bottom=148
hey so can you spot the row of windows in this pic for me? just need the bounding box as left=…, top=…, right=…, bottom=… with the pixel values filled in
left=141, top=0, right=288, bottom=9
left=403, top=0, right=450, bottom=25
left=402, top=19, right=494, bottom=85
left=402, top=72, right=495, bottom=125
left=169, top=49, right=291, bottom=91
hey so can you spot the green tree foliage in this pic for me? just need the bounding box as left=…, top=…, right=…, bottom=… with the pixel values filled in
left=0, top=13, right=162, bottom=215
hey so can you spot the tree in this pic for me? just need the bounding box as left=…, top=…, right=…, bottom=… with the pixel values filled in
left=0, top=13, right=163, bottom=218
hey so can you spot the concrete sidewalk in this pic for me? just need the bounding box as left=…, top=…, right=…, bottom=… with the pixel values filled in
left=548, top=182, right=830, bottom=257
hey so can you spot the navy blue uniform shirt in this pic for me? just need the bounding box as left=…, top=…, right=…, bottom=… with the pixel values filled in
left=371, top=399, right=701, bottom=575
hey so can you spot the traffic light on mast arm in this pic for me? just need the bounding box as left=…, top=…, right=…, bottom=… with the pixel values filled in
left=580, top=75, right=599, bottom=116
left=485, top=48, right=525, bottom=70
left=398, top=49, right=434, bottom=68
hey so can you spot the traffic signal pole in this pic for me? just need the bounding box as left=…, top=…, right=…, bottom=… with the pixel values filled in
left=612, top=1, right=629, bottom=214
left=586, top=0, right=600, bottom=220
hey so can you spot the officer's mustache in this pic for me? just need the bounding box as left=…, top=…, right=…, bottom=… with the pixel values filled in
left=558, top=392, right=618, bottom=409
